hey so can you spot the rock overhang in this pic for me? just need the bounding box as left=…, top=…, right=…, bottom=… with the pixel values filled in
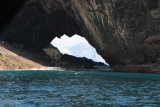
left=1, top=0, right=160, bottom=72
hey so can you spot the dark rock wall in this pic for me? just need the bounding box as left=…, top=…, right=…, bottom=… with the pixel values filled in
left=65, top=0, right=160, bottom=65
left=1, top=0, right=160, bottom=67
left=1, top=0, right=81, bottom=47
left=0, top=0, right=27, bottom=33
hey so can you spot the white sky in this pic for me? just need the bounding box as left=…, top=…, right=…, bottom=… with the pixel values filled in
left=51, top=34, right=108, bottom=65
left=51, top=35, right=88, bottom=48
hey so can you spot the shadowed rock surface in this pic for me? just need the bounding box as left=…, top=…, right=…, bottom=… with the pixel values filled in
left=0, top=0, right=27, bottom=34
left=57, top=54, right=106, bottom=69
left=1, top=0, right=160, bottom=72
left=43, top=44, right=106, bottom=69
left=43, top=44, right=62, bottom=64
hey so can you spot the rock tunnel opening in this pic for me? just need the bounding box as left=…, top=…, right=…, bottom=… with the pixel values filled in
left=51, top=34, right=108, bottom=65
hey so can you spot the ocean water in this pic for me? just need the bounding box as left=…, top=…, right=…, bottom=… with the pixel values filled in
left=0, top=69, right=160, bottom=106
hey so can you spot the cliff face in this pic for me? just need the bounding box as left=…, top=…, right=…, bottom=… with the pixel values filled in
left=1, top=0, right=160, bottom=72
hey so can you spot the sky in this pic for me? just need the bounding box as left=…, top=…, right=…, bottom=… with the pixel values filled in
left=51, top=34, right=108, bottom=65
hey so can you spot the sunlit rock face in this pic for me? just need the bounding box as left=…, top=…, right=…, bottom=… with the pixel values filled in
left=1, top=0, right=160, bottom=72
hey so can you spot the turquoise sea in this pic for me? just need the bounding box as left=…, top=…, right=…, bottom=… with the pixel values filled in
left=0, top=69, right=160, bottom=106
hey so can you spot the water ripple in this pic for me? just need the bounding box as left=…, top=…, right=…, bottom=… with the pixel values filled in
left=0, top=70, right=160, bottom=106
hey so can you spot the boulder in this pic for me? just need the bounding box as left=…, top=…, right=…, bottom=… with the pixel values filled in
left=43, top=44, right=61, bottom=64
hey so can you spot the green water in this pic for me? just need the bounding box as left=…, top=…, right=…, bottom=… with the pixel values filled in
left=0, top=69, right=160, bottom=106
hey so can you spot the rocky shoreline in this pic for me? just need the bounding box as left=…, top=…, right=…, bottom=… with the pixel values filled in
left=1, top=0, right=160, bottom=73
left=1, top=42, right=160, bottom=73
left=0, top=42, right=107, bottom=70
left=112, top=64, right=160, bottom=73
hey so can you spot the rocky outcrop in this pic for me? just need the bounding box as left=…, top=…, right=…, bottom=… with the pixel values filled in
left=1, top=0, right=160, bottom=72
left=57, top=54, right=106, bottom=69
left=43, top=44, right=106, bottom=69
left=43, top=44, right=62, bottom=64
left=0, top=42, right=106, bottom=69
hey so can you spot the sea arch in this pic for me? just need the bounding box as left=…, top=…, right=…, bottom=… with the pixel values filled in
left=1, top=0, right=160, bottom=72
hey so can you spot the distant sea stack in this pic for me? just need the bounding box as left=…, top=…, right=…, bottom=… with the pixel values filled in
left=1, top=0, right=160, bottom=72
